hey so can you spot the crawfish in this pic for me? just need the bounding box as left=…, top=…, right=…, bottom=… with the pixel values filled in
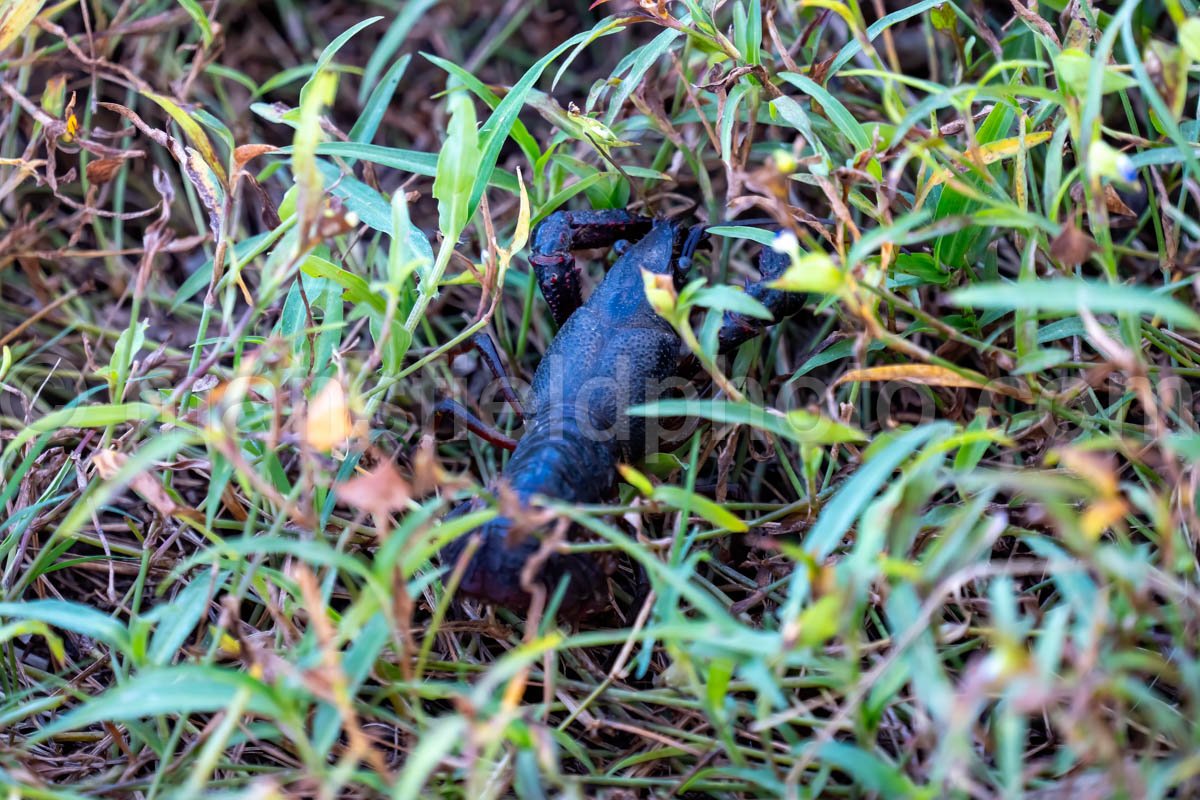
left=437, top=209, right=805, bottom=615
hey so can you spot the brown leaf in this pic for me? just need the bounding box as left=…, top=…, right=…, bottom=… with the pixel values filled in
left=1008, top=0, right=1061, bottom=48
left=314, top=197, right=359, bottom=241
left=335, top=459, right=412, bottom=519
left=1049, top=223, right=1099, bottom=265
left=808, top=54, right=836, bottom=87
left=92, top=449, right=202, bottom=521
left=833, top=364, right=1033, bottom=402
left=234, top=143, right=278, bottom=170
left=1069, top=182, right=1136, bottom=218
left=85, top=158, right=124, bottom=185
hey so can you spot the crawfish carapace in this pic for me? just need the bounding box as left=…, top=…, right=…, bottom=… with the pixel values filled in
left=439, top=210, right=805, bottom=615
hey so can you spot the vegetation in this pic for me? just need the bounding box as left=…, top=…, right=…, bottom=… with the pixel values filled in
left=1, top=0, right=1198, bottom=796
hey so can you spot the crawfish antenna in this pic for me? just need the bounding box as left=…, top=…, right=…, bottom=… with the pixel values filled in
left=674, top=223, right=709, bottom=282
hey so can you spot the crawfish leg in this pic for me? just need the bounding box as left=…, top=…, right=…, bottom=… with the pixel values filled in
left=467, top=331, right=524, bottom=420
left=529, top=209, right=654, bottom=326
left=717, top=247, right=808, bottom=353
left=434, top=398, right=518, bottom=451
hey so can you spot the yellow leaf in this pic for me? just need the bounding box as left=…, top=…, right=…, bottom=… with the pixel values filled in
left=304, top=379, right=359, bottom=451
left=1081, top=497, right=1129, bottom=541
left=143, top=90, right=228, bottom=183
left=1051, top=446, right=1121, bottom=497
left=925, top=131, right=1054, bottom=190
left=182, top=146, right=226, bottom=237
left=833, top=364, right=1033, bottom=402
left=62, top=112, right=77, bottom=144
left=617, top=463, right=655, bottom=497
left=40, top=73, right=64, bottom=116
left=293, top=69, right=338, bottom=245
left=494, top=169, right=531, bottom=275
left=770, top=251, right=844, bottom=296
left=0, top=0, right=46, bottom=53
left=210, top=626, right=242, bottom=656
left=642, top=270, right=678, bottom=319
left=507, top=168, right=531, bottom=260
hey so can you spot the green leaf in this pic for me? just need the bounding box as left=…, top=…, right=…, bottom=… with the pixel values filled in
left=804, top=424, right=951, bottom=562
left=1181, top=17, right=1200, bottom=63
left=30, top=666, right=283, bottom=743
left=951, top=280, right=1200, bottom=331
left=301, top=254, right=385, bottom=314
left=771, top=251, right=845, bottom=296
left=3, top=403, right=161, bottom=462
left=279, top=142, right=519, bottom=193
left=829, top=0, right=943, bottom=74
left=423, top=52, right=540, bottom=168
left=392, top=716, right=468, bottom=800
left=311, top=162, right=435, bottom=271
left=784, top=409, right=869, bottom=445
left=0, top=599, right=131, bottom=653
left=796, top=594, right=842, bottom=647
left=146, top=573, right=225, bottom=666
left=175, top=0, right=212, bottom=47
left=629, top=399, right=866, bottom=446
left=814, top=742, right=923, bottom=797
left=706, top=225, right=776, bottom=246
left=779, top=72, right=870, bottom=153
left=299, top=16, right=381, bottom=108
left=358, top=0, right=435, bottom=103
left=601, top=24, right=682, bottom=127
left=348, top=53, right=411, bottom=148
left=0, top=620, right=64, bottom=662
left=932, top=99, right=1012, bottom=269
left=471, top=18, right=620, bottom=216
left=1011, top=347, right=1071, bottom=375
left=292, top=68, right=338, bottom=235
left=694, top=284, right=772, bottom=319
left=930, top=3, right=957, bottom=32
left=433, top=85, right=480, bottom=241
left=313, top=613, right=391, bottom=755
left=654, top=485, right=748, bottom=532
left=1054, top=48, right=1138, bottom=96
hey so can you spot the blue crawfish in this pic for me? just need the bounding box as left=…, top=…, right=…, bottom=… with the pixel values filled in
left=437, top=209, right=805, bottom=615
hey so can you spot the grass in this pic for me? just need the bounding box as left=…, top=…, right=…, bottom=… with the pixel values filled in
left=1, top=0, right=1199, bottom=797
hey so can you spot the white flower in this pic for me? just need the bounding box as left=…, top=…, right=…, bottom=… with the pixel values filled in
left=771, top=229, right=799, bottom=254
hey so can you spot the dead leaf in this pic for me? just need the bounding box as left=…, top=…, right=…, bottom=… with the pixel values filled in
left=314, top=197, right=359, bottom=241
left=1070, top=182, right=1137, bottom=218
left=335, top=459, right=412, bottom=519
left=833, top=364, right=1033, bottom=402
left=92, top=449, right=202, bottom=521
left=234, top=143, right=278, bottom=170
left=1049, top=223, right=1100, bottom=265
